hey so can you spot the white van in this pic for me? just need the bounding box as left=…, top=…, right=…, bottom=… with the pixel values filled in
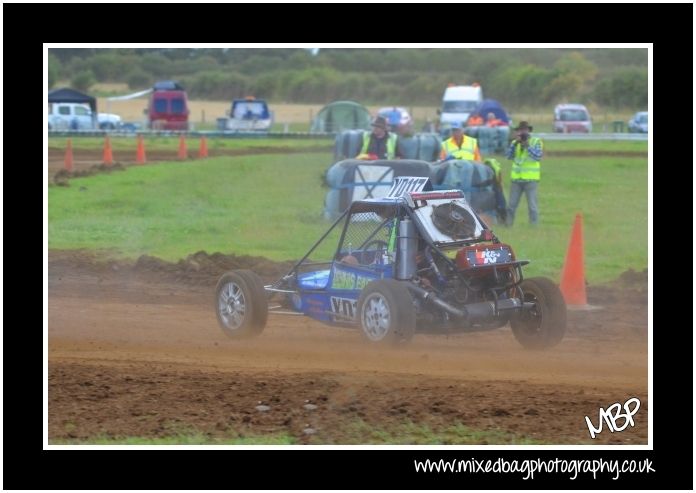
left=439, top=85, right=483, bottom=131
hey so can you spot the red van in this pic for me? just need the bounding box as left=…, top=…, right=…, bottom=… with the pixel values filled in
left=148, top=81, right=189, bottom=131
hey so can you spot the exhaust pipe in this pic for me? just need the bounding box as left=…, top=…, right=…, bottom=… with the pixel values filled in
left=407, top=284, right=522, bottom=321
left=408, top=284, right=466, bottom=318
left=465, top=298, right=522, bottom=321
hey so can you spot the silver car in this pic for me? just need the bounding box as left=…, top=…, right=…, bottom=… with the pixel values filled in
left=627, top=111, right=648, bottom=133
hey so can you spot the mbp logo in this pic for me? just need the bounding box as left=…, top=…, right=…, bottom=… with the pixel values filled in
left=584, top=397, right=641, bottom=439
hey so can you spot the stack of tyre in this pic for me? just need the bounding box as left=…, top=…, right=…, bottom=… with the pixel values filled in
left=430, top=159, right=496, bottom=216
left=333, top=130, right=443, bottom=163
left=324, top=159, right=433, bottom=219
left=333, top=130, right=365, bottom=161
left=464, top=127, right=510, bottom=155
left=397, top=133, right=442, bottom=161
left=490, top=126, right=510, bottom=153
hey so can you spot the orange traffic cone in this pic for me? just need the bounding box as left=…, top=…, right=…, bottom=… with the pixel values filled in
left=198, top=136, right=208, bottom=158
left=559, top=213, right=587, bottom=306
left=177, top=134, right=187, bottom=160
left=103, top=135, right=114, bottom=166
left=136, top=134, right=146, bottom=164
left=64, top=138, right=74, bottom=172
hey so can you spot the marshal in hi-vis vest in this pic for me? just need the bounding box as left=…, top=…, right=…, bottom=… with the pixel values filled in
left=441, top=135, right=478, bottom=161
left=361, top=131, right=397, bottom=159
left=510, top=137, right=543, bottom=181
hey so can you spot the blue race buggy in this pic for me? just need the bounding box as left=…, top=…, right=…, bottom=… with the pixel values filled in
left=215, top=177, right=566, bottom=348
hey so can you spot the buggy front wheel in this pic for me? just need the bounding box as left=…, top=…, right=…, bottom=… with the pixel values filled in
left=215, top=270, right=267, bottom=339
left=357, top=279, right=415, bottom=345
left=510, top=277, right=567, bottom=349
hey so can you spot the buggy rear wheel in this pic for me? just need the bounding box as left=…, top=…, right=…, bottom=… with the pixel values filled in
left=357, top=279, right=415, bottom=345
left=510, top=277, right=566, bottom=349
left=215, top=270, right=267, bottom=339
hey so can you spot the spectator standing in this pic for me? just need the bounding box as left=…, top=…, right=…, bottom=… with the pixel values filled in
left=505, top=121, right=543, bottom=225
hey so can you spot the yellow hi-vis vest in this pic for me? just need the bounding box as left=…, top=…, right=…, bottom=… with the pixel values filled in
left=510, top=137, right=542, bottom=181
left=361, top=131, right=397, bottom=159
left=441, top=135, right=478, bottom=160
left=484, top=158, right=502, bottom=184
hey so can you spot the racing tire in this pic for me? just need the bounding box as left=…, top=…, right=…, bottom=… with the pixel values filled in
left=357, top=279, right=415, bottom=345
left=510, top=277, right=567, bottom=349
left=215, top=270, right=267, bottom=339
left=334, top=130, right=363, bottom=161
left=235, top=270, right=269, bottom=330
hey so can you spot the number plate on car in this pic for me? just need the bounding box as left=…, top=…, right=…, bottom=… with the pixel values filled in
left=466, top=247, right=512, bottom=266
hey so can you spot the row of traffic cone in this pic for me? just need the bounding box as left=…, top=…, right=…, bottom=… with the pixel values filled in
left=63, top=135, right=209, bottom=170
left=178, top=134, right=208, bottom=159
left=64, top=136, right=116, bottom=170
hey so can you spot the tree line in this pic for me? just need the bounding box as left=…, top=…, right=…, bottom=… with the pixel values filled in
left=49, top=48, right=648, bottom=109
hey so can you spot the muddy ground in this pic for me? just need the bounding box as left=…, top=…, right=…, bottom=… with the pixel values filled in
left=48, top=250, right=648, bottom=444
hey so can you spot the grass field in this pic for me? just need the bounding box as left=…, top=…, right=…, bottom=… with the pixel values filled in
left=47, top=140, right=648, bottom=283
left=53, top=432, right=295, bottom=445
left=542, top=140, right=649, bottom=153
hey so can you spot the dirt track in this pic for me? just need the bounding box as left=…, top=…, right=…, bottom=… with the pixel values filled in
left=48, top=251, right=648, bottom=444
left=47, top=146, right=330, bottom=179
left=47, top=146, right=645, bottom=181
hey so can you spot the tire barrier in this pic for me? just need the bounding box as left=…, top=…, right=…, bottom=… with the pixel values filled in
left=430, top=159, right=497, bottom=218
left=397, top=133, right=442, bottom=162
left=333, top=131, right=443, bottom=164
left=333, top=130, right=365, bottom=161
left=464, top=126, right=510, bottom=155
left=324, top=159, right=432, bottom=220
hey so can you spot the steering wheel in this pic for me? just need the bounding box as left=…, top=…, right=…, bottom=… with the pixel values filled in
left=359, top=240, right=389, bottom=265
